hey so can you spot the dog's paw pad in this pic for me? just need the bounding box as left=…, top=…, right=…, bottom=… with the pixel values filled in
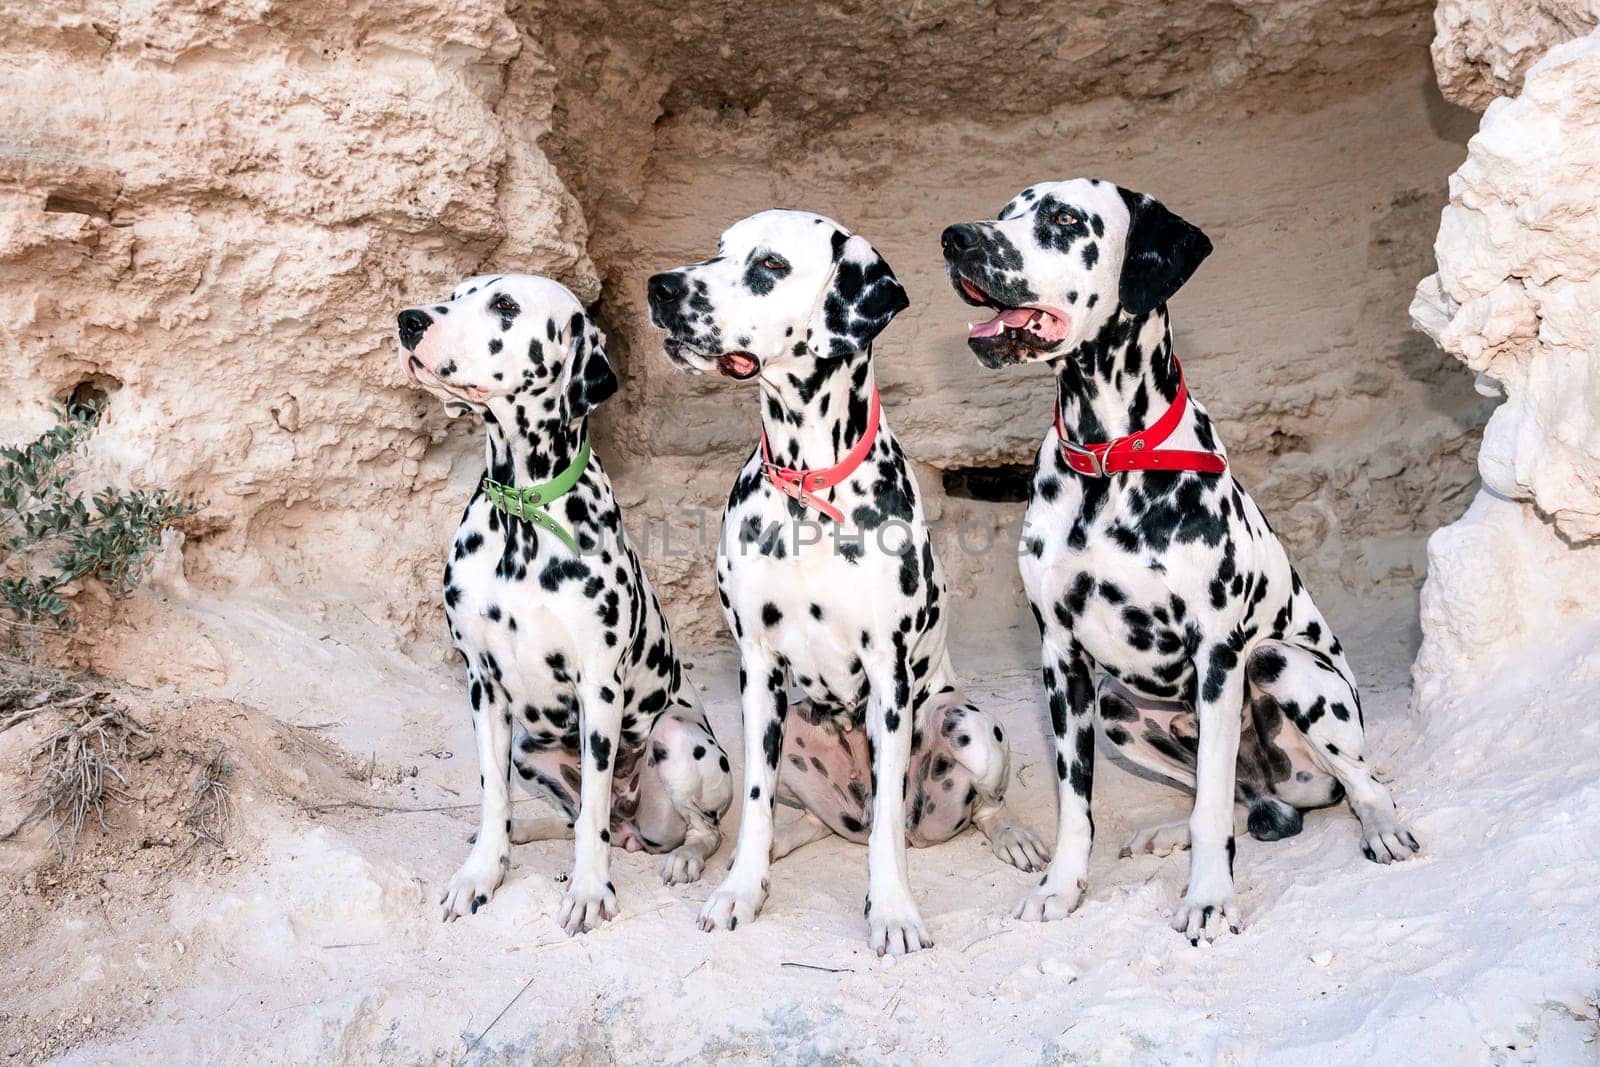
left=439, top=853, right=506, bottom=922
left=990, top=825, right=1052, bottom=873
left=696, top=880, right=766, bottom=932
left=557, top=879, right=619, bottom=936
left=1361, top=823, right=1421, bottom=864
left=1172, top=891, right=1242, bottom=944
left=1012, top=878, right=1085, bottom=923
left=660, top=845, right=706, bottom=886
left=1120, top=821, right=1191, bottom=859
left=868, top=899, right=933, bottom=957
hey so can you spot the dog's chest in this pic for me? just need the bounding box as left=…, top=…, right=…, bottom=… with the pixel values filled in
left=720, top=451, right=941, bottom=707
left=445, top=498, right=638, bottom=692
left=1019, top=475, right=1223, bottom=698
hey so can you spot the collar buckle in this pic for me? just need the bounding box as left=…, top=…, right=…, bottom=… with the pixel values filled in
left=1060, top=439, right=1110, bottom=478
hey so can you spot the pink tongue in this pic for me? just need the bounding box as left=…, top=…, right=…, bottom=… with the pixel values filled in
left=970, top=307, right=1036, bottom=339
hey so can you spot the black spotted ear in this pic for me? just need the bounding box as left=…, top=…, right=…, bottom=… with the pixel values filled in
left=563, top=311, right=618, bottom=419
left=1116, top=188, right=1212, bottom=316
left=807, top=231, right=910, bottom=358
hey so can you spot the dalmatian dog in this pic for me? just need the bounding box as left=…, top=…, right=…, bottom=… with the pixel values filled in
left=939, top=180, right=1421, bottom=943
left=395, top=274, right=732, bottom=935
left=646, top=210, right=1048, bottom=956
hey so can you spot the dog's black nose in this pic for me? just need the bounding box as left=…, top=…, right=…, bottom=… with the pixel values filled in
left=941, top=224, right=980, bottom=257
left=397, top=309, right=433, bottom=351
left=647, top=272, right=687, bottom=308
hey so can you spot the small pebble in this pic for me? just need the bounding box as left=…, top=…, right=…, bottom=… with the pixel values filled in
left=1039, top=958, right=1079, bottom=980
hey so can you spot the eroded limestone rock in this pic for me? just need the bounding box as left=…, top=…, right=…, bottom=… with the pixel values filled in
left=1413, top=28, right=1600, bottom=707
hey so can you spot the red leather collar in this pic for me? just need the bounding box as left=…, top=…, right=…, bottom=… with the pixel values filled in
left=1054, top=361, right=1227, bottom=477
left=760, top=387, right=881, bottom=523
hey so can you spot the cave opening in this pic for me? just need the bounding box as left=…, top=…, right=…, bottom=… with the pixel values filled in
left=65, top=373, right=123, bottom=413
left=528, top=0, right=1491, bottom=634
left=942, top=464, right=1035, bottom=504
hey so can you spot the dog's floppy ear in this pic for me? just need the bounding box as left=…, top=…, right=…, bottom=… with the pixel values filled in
left=1116, top=188, right=1212, bottom=316
left=563, top=311, right=618, bottom=418
left=807, top=230, right=910, bottom=358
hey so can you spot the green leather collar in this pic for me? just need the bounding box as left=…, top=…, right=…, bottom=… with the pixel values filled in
left=481, top=435, right=590, bottom=554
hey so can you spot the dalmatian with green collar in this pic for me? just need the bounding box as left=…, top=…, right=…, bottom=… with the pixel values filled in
left=396, top=274, right=732, bottom=936
left=940, top=180, right=1420, bottom=943
left=646, top=211, right=1048, bottom=956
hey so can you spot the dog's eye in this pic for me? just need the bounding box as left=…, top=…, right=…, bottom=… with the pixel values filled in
left=489, top=294, right=519, bottom=315
left=1054, top=208, right=1079, bottom=227
left=761, top=255, right=787, bottom=271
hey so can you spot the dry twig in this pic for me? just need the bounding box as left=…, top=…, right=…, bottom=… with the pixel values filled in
left=0, top=701, right=146, bottom=858
left=182, top=748, right=233, bottom=851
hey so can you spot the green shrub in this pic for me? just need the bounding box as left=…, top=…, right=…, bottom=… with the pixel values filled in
left=0, top=403, right=199, bottom=632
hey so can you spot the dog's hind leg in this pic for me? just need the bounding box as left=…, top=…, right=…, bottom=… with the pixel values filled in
left=1247, top=642, right=1420, bottom=864
left=638, top=703, right=734, bottom=885
left=469, top=818, right=572, bottom=845
left=771, top=808, right=835, bottom=860
left=1098, top=678, right=1304, bottom=851
left=775, top=699, right=870, bottom=849
left=911, top=694, right=1051, bottom=873
left=508, top=818, right=573, bottom=845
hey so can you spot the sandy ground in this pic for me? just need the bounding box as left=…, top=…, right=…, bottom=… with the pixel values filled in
left=2, top=587, right=1597, bottom=1064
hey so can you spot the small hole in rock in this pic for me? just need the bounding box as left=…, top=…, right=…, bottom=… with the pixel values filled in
left=66, top=374, right=123, bottom=414
left=44, top=190, right=112, bottom=219
left=942, top=464, right=1034, bottom=503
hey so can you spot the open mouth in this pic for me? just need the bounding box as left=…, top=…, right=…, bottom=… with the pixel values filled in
left=662, top=335, right=760, bottom=381
left=717, top=352, right=760, bottom=380
left=956, top=277, right=1070, bottom=347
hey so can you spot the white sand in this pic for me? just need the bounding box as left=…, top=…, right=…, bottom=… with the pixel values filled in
left=6, top=587, right=1595, bottom=1064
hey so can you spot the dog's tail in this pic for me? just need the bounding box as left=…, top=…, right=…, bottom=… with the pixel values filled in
left=1245, top=795, right=1303, bottom=842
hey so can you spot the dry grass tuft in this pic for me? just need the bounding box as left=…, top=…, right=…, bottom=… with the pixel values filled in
left=181, top=749, right=232, bottom=851
left=1, top=698, right=151, bottom=859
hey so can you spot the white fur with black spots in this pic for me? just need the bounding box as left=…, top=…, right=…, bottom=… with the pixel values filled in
left=647, top=211, right=1047, bottom=956
left=941, top=179, right=1420, bottom=943
left=396, top=274, right=733, bottom=936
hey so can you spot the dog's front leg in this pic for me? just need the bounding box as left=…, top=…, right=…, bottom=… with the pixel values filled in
left=863, top=658, right=932, bottom=956
left=697, top=648, right=786, bottom=932
left=441, top=669, right=514, bottom=921
left=557, top=676, right=623, bottom=935
left=1016, top=642, right=1097, bottom=922
left=1173, top=636, right=1247, bottom=943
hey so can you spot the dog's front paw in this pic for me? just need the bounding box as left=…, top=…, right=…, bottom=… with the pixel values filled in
left=867, top=893, right=933, bottom=956
left=1012, top=875, right=1085, bottom=923
left=1360, top=821, right=1421, bottom=865
left=660, top=843, right=707, bottom=886
left=557, top=877, right=619, bottom=936
left=989, top=824, right=1052, bottom=873
left=1172, top=885, right=1242, bottom=944
left=439, top=849, right=508, bottom=922
left=696, top=876, right=767, bottom=932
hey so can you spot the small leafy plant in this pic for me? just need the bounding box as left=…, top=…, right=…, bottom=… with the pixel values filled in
left=0, top=402, right=199, bottom=633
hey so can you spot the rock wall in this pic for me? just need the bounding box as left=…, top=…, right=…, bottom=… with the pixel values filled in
left=1, top=1, right=1488, bottom=664
left=0, top=1, right=590, bottom=644
left=1412, top=15, right=1600, bottom=709
left=1431, top=0, right=1599, bottom=108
